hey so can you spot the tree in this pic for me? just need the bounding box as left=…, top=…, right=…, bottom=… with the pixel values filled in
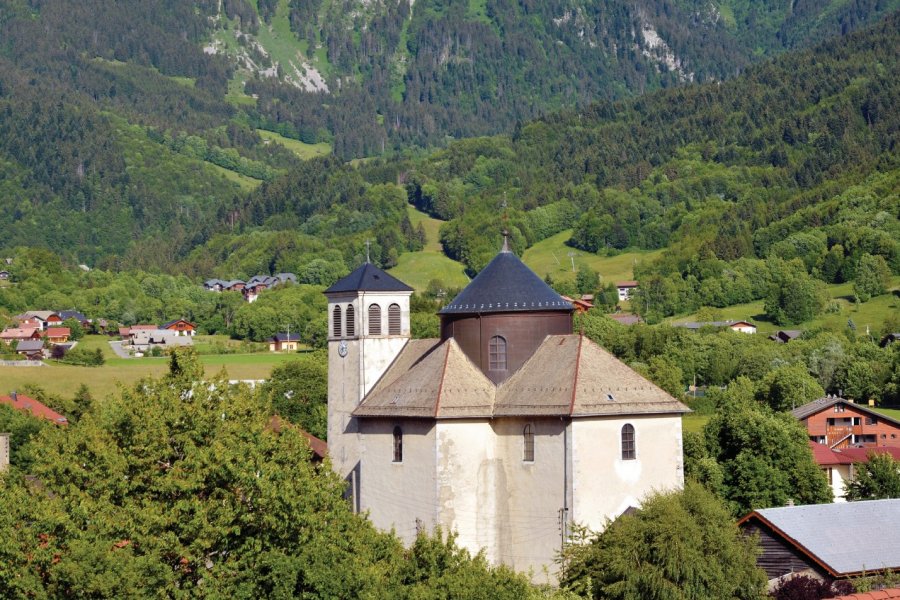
left=61, top=317, right=85, bottom=340
left=756, top=363, right=825, bottom=412
left=769, top=575, right=853, bottom=600
left=701, top=378, right=832, bottom=515
left=558, top=481, right=766, bottom=600
left=764, top=260, right=828, bottom=325
left=853, top=253, right=891, bottom=302
left=575, top=266, right=600, bottom=296
left=846, top=452, right=900, bottom=501
left=261, top=353, right=328, bottom=439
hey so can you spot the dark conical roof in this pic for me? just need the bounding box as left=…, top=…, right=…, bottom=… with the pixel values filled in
left=324, top=263, right=413, bottom=294
left=439, top=249, right=572, bottom=314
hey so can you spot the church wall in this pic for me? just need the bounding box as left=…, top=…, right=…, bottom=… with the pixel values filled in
left=570, top=414, right=684, bottom=532
left=491, top=417, right=568, bottom=581
left=358, top=418, right=437, bottom=544
left=328, top=340, right=362, bottom=481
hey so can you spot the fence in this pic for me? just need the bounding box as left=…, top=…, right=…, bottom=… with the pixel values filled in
left=0, top=360, right=43, bottom=367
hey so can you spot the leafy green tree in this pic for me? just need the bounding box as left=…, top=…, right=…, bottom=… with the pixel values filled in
left=702, top=378, right=832, bottom=515
left=262, top=353, right=328, bottom=439
left=61, top=317, right=84, bottom=341
left=846, top=452, right=900, bottom=501
left=575, top=266, right=600, bottom=296
left=764, top=259, right=828, bottom=325
left=756, top=363, right=825, bottom=412
left=643, top=355, right=684, bottom=398
left=558, top=481, right=766, bottom=600
left=853, top=253, right=892, bottom=302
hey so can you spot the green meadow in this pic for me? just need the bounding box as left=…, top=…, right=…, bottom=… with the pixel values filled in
left=388, top=206, right=470, bottom=291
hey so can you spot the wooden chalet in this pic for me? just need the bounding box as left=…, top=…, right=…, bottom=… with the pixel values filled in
left=43, top=327, right=70, bottom=344
left=792, top=396, right=900, bottom=449
left=159, top=319, right=196, bottom=336
left=739, top=499, right=900, bottom=582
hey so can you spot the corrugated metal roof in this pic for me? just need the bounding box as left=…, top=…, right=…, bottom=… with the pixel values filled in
left=439, top=249, right=571, bottom=315
left=324, top=263, right=414, bottom=294
left=752, top=499, right=900, bottom=575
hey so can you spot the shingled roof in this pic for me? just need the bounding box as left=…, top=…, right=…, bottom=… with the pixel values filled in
left=354, top=334, right=689, bottom=419
left=324, top=263, right=413, bottom=294
left=439, top=248, right=571, bottom=315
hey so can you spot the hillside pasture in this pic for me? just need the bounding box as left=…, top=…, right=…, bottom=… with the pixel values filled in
left=256, top=129, right=331, bottom=160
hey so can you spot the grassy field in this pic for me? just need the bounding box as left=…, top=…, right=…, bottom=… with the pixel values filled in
left=207, top=162, right=263, bottom=191
left=670, top=277, right=900, bottom=334
left=256, top=129, right=331, bottom=160
left=521, top=230, right=665, bottom=284
left=1, top=337, right=300, bottom=400
left=388, top=206, right=470, bottom=291
left=682, top=413, right=709, bottom=434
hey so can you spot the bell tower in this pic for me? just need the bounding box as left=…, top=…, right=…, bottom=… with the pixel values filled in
left=323, top=263, right=413, bottom=506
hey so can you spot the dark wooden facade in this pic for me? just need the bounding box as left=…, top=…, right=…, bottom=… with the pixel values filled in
left=741, top=518, right=827, bottom=579
left=440, top=311, right=573, bottom=384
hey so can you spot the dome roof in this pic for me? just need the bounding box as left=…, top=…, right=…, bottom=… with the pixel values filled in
left=439, top=248, right=572, bottom=315
left=324, top=263, right=413, bottom=294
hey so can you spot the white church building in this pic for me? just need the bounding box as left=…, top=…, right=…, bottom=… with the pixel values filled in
left=324, top=240, right=688, bottom=579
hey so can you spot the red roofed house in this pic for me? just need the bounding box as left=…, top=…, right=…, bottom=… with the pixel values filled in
left=824, top=589, right=900, bottom=600
left=43, top=327, right=70, bottom=344
left=159, top=319, right=196, bottom=336
left=792, top=396, right=900, bottom=450
left=616, top=281, right=638, bottom=301
left=0, top=391, right=68, bottom=425
left=0, top=327, right=41, bottom=346
left=810, top=442, right=900, bottom=501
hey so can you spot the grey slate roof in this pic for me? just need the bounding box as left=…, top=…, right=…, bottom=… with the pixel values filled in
left=439, top=249, right=571, bottom=314
left=748, top=499, right=900, bottom=575
left=58, top=310, right=88, bottom=322
left=354, top=334, right=689, bottom=419
left=16, top=339, right=44, bottom=352
left=324, top=263, right=414, bottom=294
left=791, top=396, right=900, bottom=428
left=272, top=332, right=301, bottom=342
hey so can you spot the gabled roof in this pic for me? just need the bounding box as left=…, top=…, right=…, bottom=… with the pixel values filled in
left=0, top=393, right=67, bottom=425
left=160, top=319, right=195, bottom=329
left=739, top=499, right=900, bottom=577
left=792, top=396, right=900, bottom=428
left=58, top=310, right=88, bottom=322
left=354, top=334, right=689, bottom=419
left=26, top=311, right=59, bottom=321
left=0, top=327, right=40, bottom=340
left=616, top=281, right=639, bottom=288
left=808, top=441, right=854, bottom=466
left=439, top=249, right=570, bottom=314
left=324, top=263, right=413, bottom=294
left=44, top=327, right=70, bottom=337
left=272, top=332, right=302, bottom=342
left=16, top=339, right=44, bottom=352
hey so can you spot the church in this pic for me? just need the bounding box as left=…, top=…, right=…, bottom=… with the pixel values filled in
left=324, top=239, right=688, bottom=578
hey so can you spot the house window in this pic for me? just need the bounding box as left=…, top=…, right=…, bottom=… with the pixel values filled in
left=388, top=303, right=401, bottom=335
left=368, top=304, right=382, bottom=336
left=866, top=417, right=877, bottom=425
left=835, top=405, right=846, bottom=413
left=621, top=424, right=636, bottom=460
left=393, top=426, right=403, bottom=463
left=853, top=417, right=861, bottom=426
left=489, top=335, right=507, bottom=371
left=333, top=306, right=342, bottom=338
left=346, top=305, right=355, bottom=337
left=523, top=424, right=535, bottom=462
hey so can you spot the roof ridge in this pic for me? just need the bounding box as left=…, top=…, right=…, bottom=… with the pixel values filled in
left=569, top=334, right=584, bottom=416
left=433, top=342, right=452, bottom=417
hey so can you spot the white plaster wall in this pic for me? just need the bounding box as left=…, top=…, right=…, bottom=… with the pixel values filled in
left=359, top=419, right=437, bottom=543
left=570, top=415, right=684, bottom=532
left=434, top=420, right=501, bottom=563
left=492, top=418, right=568, bottom=581
left=328, top=340, right=362, bottom=480
left=830, top=465, right=851, bottom=502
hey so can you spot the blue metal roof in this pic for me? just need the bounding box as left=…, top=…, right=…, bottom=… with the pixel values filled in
left=324, top=263, right=414, bottom=294
left=439, top=249, right=572, bottom=315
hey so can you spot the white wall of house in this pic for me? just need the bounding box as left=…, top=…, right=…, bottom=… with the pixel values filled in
left=826, top=464, right=852, bottom=502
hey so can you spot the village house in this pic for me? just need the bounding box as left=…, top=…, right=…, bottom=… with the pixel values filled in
left=159, top=319, right=196, bottom=336
left=0, top=327, right=41, bottom=346
left=15, top=339, right=44, bottom=359
left=0, top=391, right=68, bottom=425
left=21, top=311, right=62, bottom=330
left=269, top=332, right=301, bottom=352
left=769, top=329, right=803, bottom=343
left=674, top=320, right=757, bottom=334
left=739, top=499, right=900, bottom=583
left=58, top=310, right=90, bottom=328
left=616, top=280, right=638, bottom=301
left=811, top=442, right=900, bottom=501
left=792, top=396, right=900, bottom=449
left=130, top=329, right=193, bottom=352
left=325, top=239, right=687, bottom=580
left=118, top=325, right=158, bottom=342
left=43, top=327, right=70, bottom=344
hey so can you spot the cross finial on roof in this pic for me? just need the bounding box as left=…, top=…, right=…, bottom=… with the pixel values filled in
left=501, top=229, right=510, bottom=253
left=365, top=239, right=371, bottom=264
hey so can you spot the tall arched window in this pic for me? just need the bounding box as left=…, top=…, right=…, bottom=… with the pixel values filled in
left=523, top=424, right=535, bottom=462
left=393, top=426, right=403, bottom=463
left=388, top=303, right=401, bottom=335
left=332, top=305, right=342, bottom=338
left=345, top=305, right=355, bottom=337
left=368, top=304, right=382, bottom=335
left=489, top=335, right=507, bottom=371
left=621, top=424, right=636, bottom=460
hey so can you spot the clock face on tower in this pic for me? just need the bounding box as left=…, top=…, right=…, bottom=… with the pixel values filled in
left=338, top=340, right=348, bottom=357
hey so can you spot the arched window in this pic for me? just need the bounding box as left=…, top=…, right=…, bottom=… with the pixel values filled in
left=345, top=305, right=355, bottom=337
left=368, top=304, right=382, bottom=335
left=489, top=335, right=507, bottom=371
left=621, top=424, right=636, bottom=460
left=523, top=424, right=535, bottom=462
left=332, top=305, right=342, bottom=338
left=388, top=303, right=401, bottom=335
left=393, top=426, right=403, bottom=463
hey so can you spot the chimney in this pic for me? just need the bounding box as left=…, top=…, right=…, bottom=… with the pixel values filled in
left=10, top=390, right=16, bottom=402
